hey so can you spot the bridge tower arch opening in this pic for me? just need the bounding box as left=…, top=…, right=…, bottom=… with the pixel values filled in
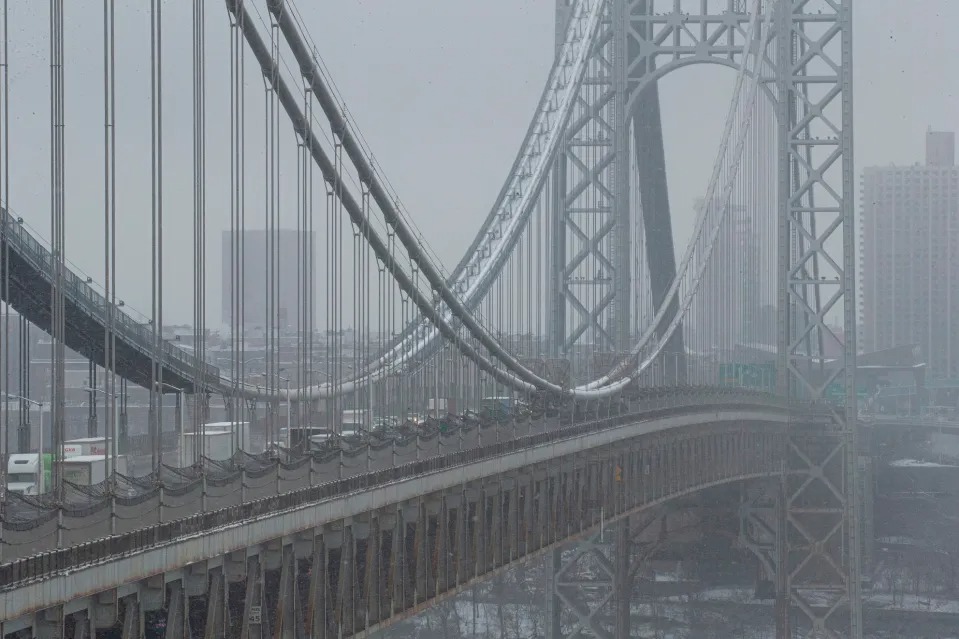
left=549, top=1, right=860, bottom=638
left=549, top=0, right=778, bottom=379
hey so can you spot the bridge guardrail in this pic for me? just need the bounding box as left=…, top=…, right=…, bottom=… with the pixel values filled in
left=864, top=414, right=959, bottom=428
left=1, top=208, right=220, bottom=386
left=0, top=388, right=788, bottom=590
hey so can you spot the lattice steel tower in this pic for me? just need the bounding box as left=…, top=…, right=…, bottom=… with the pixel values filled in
left=550, top=0, right=684, bottom=369
left=549, top=1, right=860, bottom=638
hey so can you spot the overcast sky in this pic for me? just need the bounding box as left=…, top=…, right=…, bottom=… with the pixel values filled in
left=3, top=0, right=959, bottom=326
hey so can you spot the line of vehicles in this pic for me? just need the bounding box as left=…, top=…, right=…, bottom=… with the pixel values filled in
left=4, top=396, right=530, bottom=496
left=6, top=437, right=128, bottom=496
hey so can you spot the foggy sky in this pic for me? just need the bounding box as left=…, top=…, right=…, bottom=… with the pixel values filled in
left=2, top=0, right=957, bottom=327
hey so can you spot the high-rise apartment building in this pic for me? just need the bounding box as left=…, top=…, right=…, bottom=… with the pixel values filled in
left=926, top=129, right=955, bottom=167
left=221, top=230, right=315, bottom=330
left=860, top=131, right=959, bottom=375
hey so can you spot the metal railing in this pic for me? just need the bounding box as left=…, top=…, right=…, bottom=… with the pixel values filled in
left=0, top=388, right=787, bottom=589
left=1, top=208, right=220, bottom=385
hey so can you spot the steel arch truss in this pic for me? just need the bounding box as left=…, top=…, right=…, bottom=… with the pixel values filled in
left=775, top=1, right=860, bottom=638
left=548, top=507, right=701, bottom=639
left=552, top=0, right=627, bottom=356
left=550, top=0, right=780, bottom=360
left=625, top=0, right=778, bottom=102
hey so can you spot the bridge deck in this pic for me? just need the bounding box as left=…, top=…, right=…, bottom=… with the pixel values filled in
left=1, top=396, right=787, bottom=632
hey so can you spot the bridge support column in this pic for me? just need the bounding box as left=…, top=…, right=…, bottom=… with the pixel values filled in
left=545, top=549, right=562, bottom=639
left=434, top=496, right=450, bottom=595
left=519, top=475, right=533, bottom=556
left=138, top=576, right=164, bottom=616
left=203, top=568, right=228, bottom=639
left=478, top=488, right=491, bottom=576
left=535, top=473, right=549, bottom=551
left=408, top=502, right=427, bottom=605
left=275, top=543, right=304, bottom=639
left=390, top=508, right=407, bottom=614
left=372, top=514, right=390, bottom=626
left=307, top=533, right=329, bottom=639
left=120, top=596, right=141, bottom=639
left=547, top=508, right=679, bottom=639
left=224, top=550, right=247, bottom=583
left=739, top=481, right=778, bottom=599
left=185, top=561, right=208, bottom=598
left=440, top=494, right=458, bottom=589
left=350, top=518, right=370, bottom=634
left=366, top=515, right=385, bottom=627
left=68, top=610, right=90, bottom=639
left=504, top=477, right=518, bottom=563
left=460, top=488, right=478, bottom=581
left=91, top=589, right=118, bottom=633
left=33, top=607, right=62, bottom=639
left=489, top=482, right=504, bottom=568
left=339, top=525, right=357, bottom=637
left=164, top=579, right=189, bottom=639
left=240, top=555, right=266, bottom=639
left=453, top=492, right=469, bottom=586
left=613, top=519, right=630, bottom=639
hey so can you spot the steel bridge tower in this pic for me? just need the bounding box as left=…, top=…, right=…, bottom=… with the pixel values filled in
left=548, top=1, right=860, bottom=638
left=550, top=0, right=684, bottom=373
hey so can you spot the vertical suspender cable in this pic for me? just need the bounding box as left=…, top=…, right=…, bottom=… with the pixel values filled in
left=306, top=89, right=314, bottom=430
left=49, top=0, right=66, bottom=497
left=149, top=0, right=164, bottom=469
left=0, top=0, right=8, bottom=473
left=265, top=12, right=280, bottom=445
left=238, top=9, right=246, bottom=449
left=295, top=130, right=302, bottom=430
left=263, top=25, right=273, bottom=443
left=193, top=0, right=207, bottom=458
left=229, top=3, right=246, bottom=451
left=104, top=0, right=117, bottom=481
left=229, top=7, right=238, bottom=446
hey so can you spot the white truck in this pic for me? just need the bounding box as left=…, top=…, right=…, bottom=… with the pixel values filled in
left=62, top=437, right=113, bottom=459
left=59, top=455, right=128, bottom=486
left=6, top=453, right=52, bottom=495
left=180, top=428, right=237, bottom=465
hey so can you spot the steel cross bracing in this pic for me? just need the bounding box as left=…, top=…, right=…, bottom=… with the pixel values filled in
left=625, top=0, right=779, bottom=97
left=546, top=0, right=862, bottom=636
left=550, top=0, right=776, bottom=360
left=774, top=1, right=860, bottom=638
left=547, top=507, right=702, bottom=639
left=550, top=0, right=779, bottom=379
left=550, top=0, right=629, bottom=356
left=2, top=410, right=785, bottom=637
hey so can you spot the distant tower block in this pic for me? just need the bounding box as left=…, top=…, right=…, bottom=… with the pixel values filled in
left=925, top=128, right=955, bottom=167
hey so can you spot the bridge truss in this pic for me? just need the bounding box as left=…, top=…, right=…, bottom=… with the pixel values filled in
left=0, top=0, right=858, bottom=637
left=548, top=0, right=860, bottom=637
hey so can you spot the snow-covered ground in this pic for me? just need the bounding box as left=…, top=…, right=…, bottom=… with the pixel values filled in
left=376, top=567, right=959, bottom=638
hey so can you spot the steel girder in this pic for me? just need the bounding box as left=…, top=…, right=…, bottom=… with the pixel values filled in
left=774, top=1, right=860, bottom=637
left=7, top=420, right=783, bottom=638
left=550, top=0, right=778, bottom=363
left=566, top=0, right=860, bottom=635
left=551, top=0, right=629, bottom=358
left=548, top=507, right=707, bottom=639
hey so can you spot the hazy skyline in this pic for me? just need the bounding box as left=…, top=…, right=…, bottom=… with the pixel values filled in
left=2, top=1, right=957, bottom=326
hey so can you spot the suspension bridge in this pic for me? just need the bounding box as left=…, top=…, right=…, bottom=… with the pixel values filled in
left=0, top=0, right=860, bottom=637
